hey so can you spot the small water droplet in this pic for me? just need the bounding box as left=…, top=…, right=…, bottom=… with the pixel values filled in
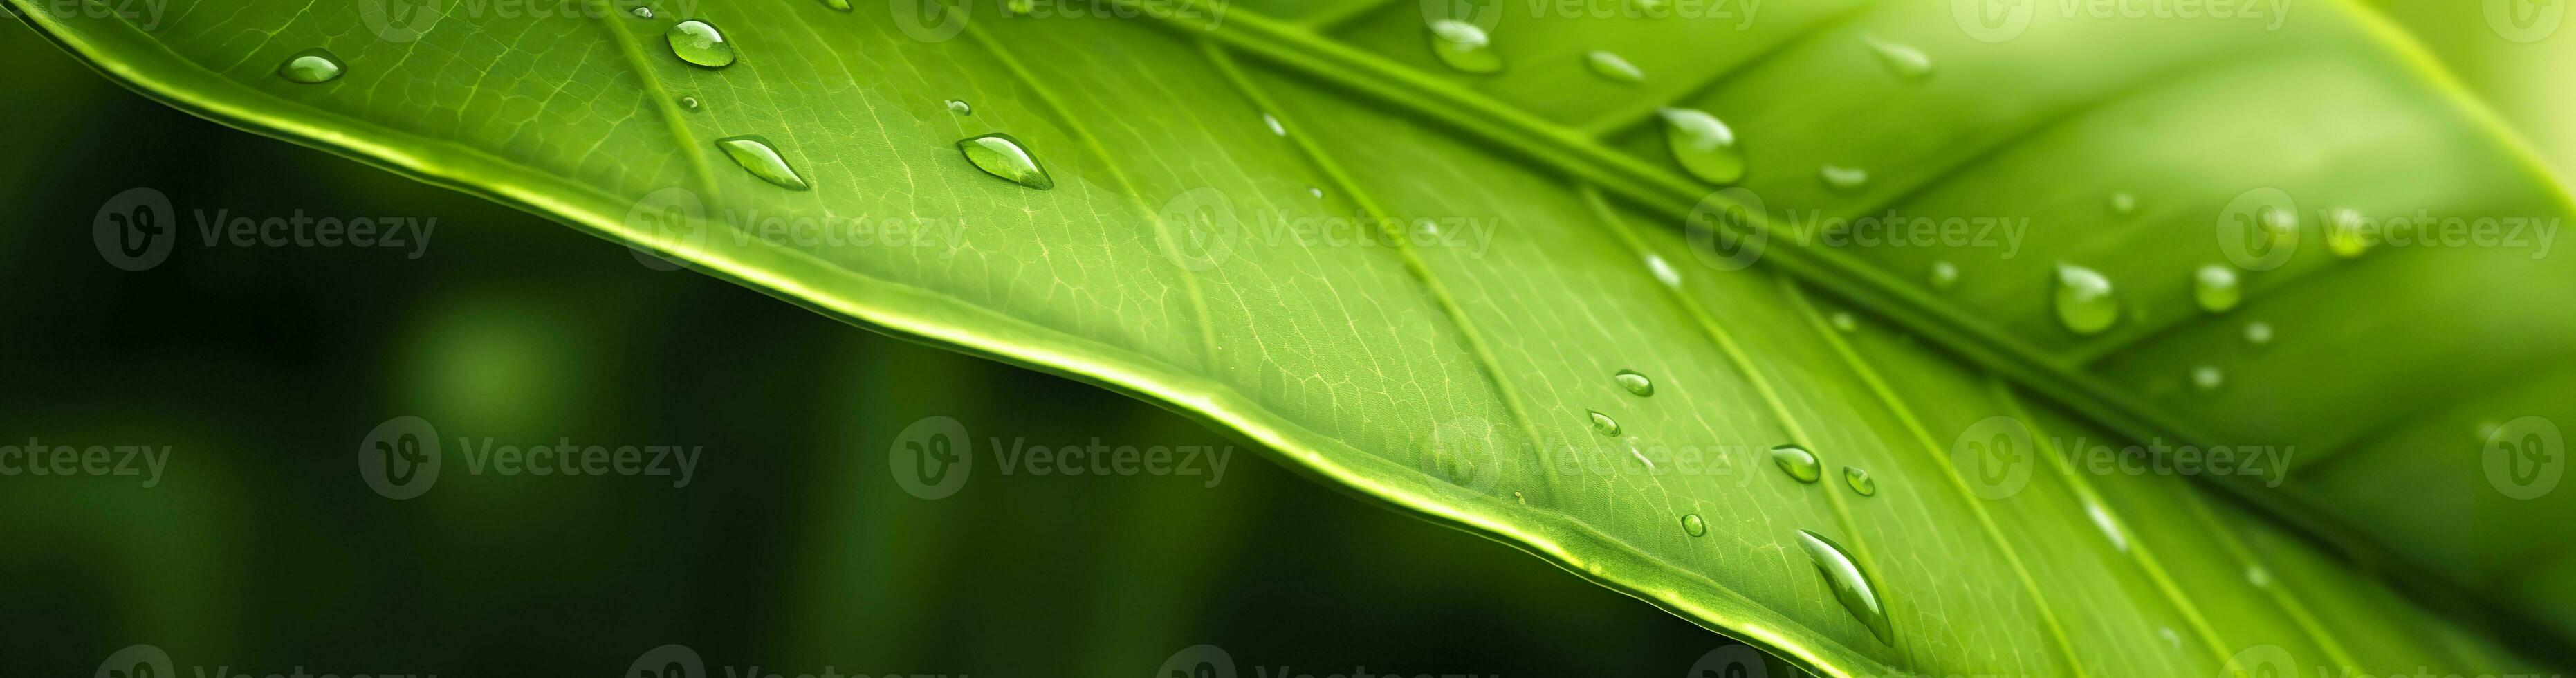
left=1821, top=165, right=1869, bottom=192
left=957, top=134, right=1055, bottom=190
left=678, top=96, right=701, bottom=111
left=2160, top=627, right=2182, bottom=649
left=1614, top=369, right=1654, bottom=397
left=2243, top=321, right=2273, bottom=347
left=2245, top=565, right=2272, bottom=587
left=1771, top=444, right=1821, bottom=484
left=1588, top=410, right=1621, bottom=437
left=2323, top=207, right=2371, bottom=258
left=1655, top=108, right=1745, bottom=185
left=2053, top=264, right=2119, bottom=336
left=2086, top=502, right=2128, bottom=553
left=1928, top=260, right=1960, bottom=291
left=277, top=48, right=345, bottom=84
left=1308, top=187, right=1324, bottom=199
left=2193, top=264, right=2241, bottom=313
left=2191, top=365, right=2223, bottom=392
left=1585, top=51, right=1645, bottom=84
left=1842, top=466, right=1875, bottom=496
left=1427, top=20, right=1502, bottom=74
left=1514, top=490, right=1527, bottom=504
left=630, top=6, right=655, bottom=19
left=946, top=99, right=971, bottom=116
left=1006, top=0, right=1034, bottom=13
left=666, top=20, right=737, bottom=68
left=820, top=0, right=852, bottom=10
left=1864, top=38, right=1933, bottom=82
left=1262, top=113, right=1285, bottom=136
left=1830, top=311, right=1858, bottom=333
left=715, top=136, right=811, bottom=191
left=2109, top=192, right=2138, bottom=217
left=1797, top=529, right=1894, bottom=645
left=1682, top=513, right=1708, bottom=537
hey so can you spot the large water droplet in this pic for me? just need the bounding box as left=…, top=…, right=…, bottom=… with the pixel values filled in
left=1797, top=529, right=1894, bottom=645
left=2191, top=365, right=2223, bottom=392
left=1842, top=466, right=1876, bottom=496
left=715, top=136, right=811, bottom=191
left=1929, top=260, right=1960, bottom=291
left=2243, top=321, right=2273, bottom=347
left=277, top=48, right=345, bottom=84
left=1427, top=20, right=1502, bottom=74
left=957, top=134, right=1055, bottom=190
left=2193, top=264, right=2241, bottom=313
left=1585, top=50, right=1644, bottom=84
left=1682, top=513, right=1708, bottom=537
left=1656, top=108, right=1745, bottom=185
left=1588, top=410, right=1621, bottom=437
left=2053, top=264, right=2119, bottom=336
left=946, top=99, right=971, bottom=116
left=1865, top=38, right=1933, bottom=82
left=2323, top=207, right=2371, bottom=258
left=1771, top=444, right=1821, bottom=484
left=820, top=0, right=852, bottom=10
left=1614, top=369, right=1654, bottom=397
left=1821, top=165, right=1869, bottom=192
left=667, top=20, right=737, bottom=68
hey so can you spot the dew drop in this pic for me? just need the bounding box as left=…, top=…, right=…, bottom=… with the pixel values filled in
left=2245, top=565, right=2272, bottom=587
left=666, top=20, right=737, bottom=68
left=1842, top=466, right=1876, bottom=496
left=2243, top=321, right=2273, bottom=347
left=2191, top=365, right=2223, bottom=392
left=678, top=95, right=701, bottom=111
left=2323, top=207, right=2371, bottom=258
left=1864, top=38, right=1933, bottom=82
left=1614, top=369, right=1654, bottom=397
left=957, top=134, right=1055, bottom=190
left=1830, top=311, right=1858, bottom=333
left=1682, top=513, right=1708, bottom=537
left=1771, top=444, right=1821, bottom=484
left=1646, top=253, right=1682, bottom=288
left=820, top=0, right=852, bottom=10
left=1928, top=259, right=1960, bottom=291
left=1308, top=187, right=1324, bottom=199
left=1262, top=113, right=1285, bottom=136
left=1513, top=490, right=1526, bottom=504
left=2053, top=264, right=2119, bottom=336
left=715, top=136, right=811, bottom=191
left=1006, top=0, right=1034, bottom=14
left=1821, top=165, right=1869, bottom=192
left=2086, top=502, right=2128, bottom=553
left=1427, top=20, right=1502, bottom=74
left=946, top=99, right=971, bottom=116
left=1588, top=410, right=1621, bottom=437
left=1797, top=529, right=1894, bottom=645
left=2193, top=264, right=2241, bottom=313
left=2160, top=627, right=2182, bottom=650
left=1655, top=108, right=1745, bottom=185
left=1585, top=50, right=1644, bottom=84
left=277, top=48, right=346, bottom=84
left=2109, top=192, right=2138, bottom=217
left=631, top=6, right=655, bottom=19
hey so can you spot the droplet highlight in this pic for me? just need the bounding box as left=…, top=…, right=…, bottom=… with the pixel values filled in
left=277, top=48, right=345, bottom=84
left=1842, top=466, right=1875, bottom=496
left=946, top=99, right=971, bottom=116
left=1821, top=165, right=1869, bottom=192
left=1771, top=444, right=1821, bottom=484
left=2323, top=207, right=2371, bottom=258
left=2191, top=365, right=2223, bottom=392
left=678, top=96, right=701, bottom=112
left=1830, top=311, right=1858, bottom=333
left=715, top=136, right=811, bottom=191
left=2109, top=192, right=2138, bottom=217
left=1585, top=51, right=1644, bottom=84
left=820, top=0, right=852, bottom=10
left=1614, top=369, right=1654, bottom=397
left=1797, top=530, right=1894, bottom=645
left=1656, top=108, right=1745, bottom=185
left=1682, top=513, right=1708, bottom=537
left=2193, top=264, right=2241, bottom=313
left=631, top=6, right=656, bottom=19
left=2243, top=321, right=2273, bottom=347
left=666, top=20, right=737, bottom=68
left=2053, top=264, right=2119, bottom=336
left=1588, top=410, right=1621, bottom=437
left=1865, top=38, right=1933, bottom=82
left=1262, top=113, right=1285, bottom=136
left=1427, top=20, right=1502, bottom=74
left=1928, top=260, right=1959, bottom=291
left=957, top=134, right=1055, bottom=190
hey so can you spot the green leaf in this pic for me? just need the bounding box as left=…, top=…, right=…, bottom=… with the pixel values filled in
left=15, top=0, right=2575, bottom=675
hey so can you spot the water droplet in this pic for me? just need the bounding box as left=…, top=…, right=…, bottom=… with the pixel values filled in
left=2086, top=502, right=2128, bottom=553
left=2053, top=264, right=2119, bottom=336
left=1645, top=254, right=1682, bottom=288
left=1842, top=466, right=1875, bottom=496
left=1830, top=311, right=1858, bottom=333
left=1588, top=410, right=1621, bottom=437
left=2193, top=264, right=2241, bottom=313
left=1308, top=187, right=1324, bottom=199
left=2243, top=321, right=2273, bottom=347
left=1427, top=20, right=1502, bottom=74
left=1006, top=0, right=1034, bottom=13
left=666, top=20, right=737, bottom=69
left=2191, top=365, right=2223, bottom=392
left=2323, top=207, right=2371, bottom=258
left=820, top=0, right=852, bottom=10
left=1614, top=369, right=1654, bottom=397
left=1682, top=513, right=1708, bottom=537
left=1771, top=444, right=1821, bottom=484
left=277, top=48, right=345, bottom=84
left=1262, top=113, right=1285, bottom=136
left=2245, top=565, right=2272, bottom=587
left=1514, top=490, right=1527, bottom=504
left=957, top=134, right=1055, bottom=190
left=1821, top=165, right=1869, bottom=192
left=1655, top=108, right=1745, bottom=185
left=2109, top=192, right=2138, bottom=217
left=1585, top=51, right=1645, bottom=84
left=1797, top=529, right=1894, bottom=645
left=631, top=6, right=655, bottom=19
left=678, top=96, right=701, bottom=111
left=2160, top=627, right=2182, bottom=649
left=1864, top=38, right=1933, bottom=82
left=715, top=136, right=810, bottom=191
left=1928, top=260, right=1959, bottom=291
left=946, top=99, right=971, bottom=116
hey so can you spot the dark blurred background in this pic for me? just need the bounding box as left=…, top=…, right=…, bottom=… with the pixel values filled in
left=0, top=17, right=1773, bottom=678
